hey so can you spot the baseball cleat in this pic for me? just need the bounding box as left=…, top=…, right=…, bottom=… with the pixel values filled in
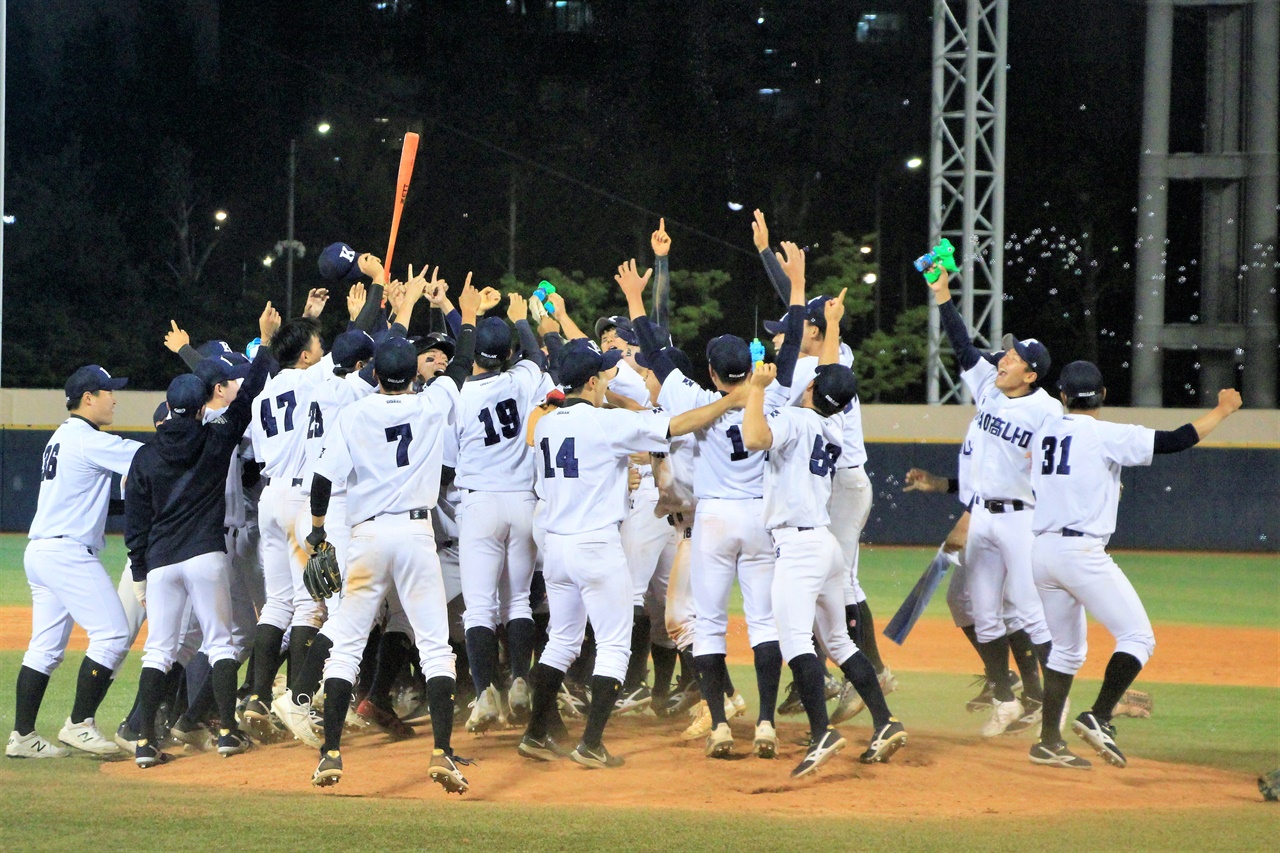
left=134, top=740, right=173, bottom=769
left=57, top=717, right=121, bottom=757
left=113, top=721, right=140, bottom=754
left=753, top=721, right=778, bottom=759
left=860, top=720, right=907, bottom=764
left=614, top=685, right=653, bottom=715
left=823, top=674, right=842, bottom=701
left=273, top=690, right=323, bottom=748
left=966, top=670, right=1022, bottom=713
left=705, top=722, right=734, bottom=758
left=556, top=683, right=587, bottom=719
left=356, top=698, right=416, bottom=740
left=168, top=718, right=214, bottom=752
left=777, top=681, right=805, bottom=715
left=428, top=749, right=471, bottom=793
left=1072, top=711, right=1126, bottom=768
left=878, top=666, right=900, bottom=696
left=216, top=728, right=253, bottom=757
left=507, top=677, right=532, bottom=726
left=6, top=730, right=70, bottom=759
left=791, top=728, right=847, bottom=778
left=466, top=685, right=502, bottom=734
left=241, top=696, right=277, bottom=742
left=570, top=741, right=625, bottom=769
left=664, top=681, right=701, bottom=717
left=981, top=698, right=1024, bottom=738
left=1030, top=740, right=1092, bottom=770
left=517, top=733, right=570, bottom=762
left=1002, top=698, right=1044, bottom=735
left=830, top=681, right=865, bottom=724
left=726, top=691, right=747, bottom=721
left=312, top=749, right=343, bottom=787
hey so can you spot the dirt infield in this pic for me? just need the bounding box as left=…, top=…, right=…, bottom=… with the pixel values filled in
left=3, top=607, right=1275, bottom=688
left=98, top=714, right=1261, bottom=818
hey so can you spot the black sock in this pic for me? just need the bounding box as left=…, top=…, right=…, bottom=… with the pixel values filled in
left=845, top=603, right=862, bottom=647
left=321, top=678, right=352, bottom=753
left=70, top=656, right=115, bottom=724
left=1035, top=640, right=1053, bottom=667
left=184, top=653, right=212, bottom=713
left=1039, top=666, right=1073, bottom=744
left=14, top=666, right=52, bottom=735
left=1092, top=652, right=1144, bottom=724
left=839, top=651, right=893, bottom=729
left=250, top=624, right=285, bottom=701
left=753, top=641, right=782, bottom=724
left=960, top=625, right=983, bottom=656
left=238, top=651, right=256, bottom=698
left=722, top=661, right=736, bottom=697
left=465, top=626, right=500, bottom=695
left=650, top=645, right=678, bottom=699
left=211, top=659, right=241, bottom=733
left=178, top=669, right=216, bottom=728
left=975, top=637, right=1016, bottom=701
left=526, top=662, right=565, bottom=740
left=856, top=600, right=885, bottom=673
left=506, top=618, right=536, bottom=681
left=533, top=611, right=551, bottom=658
left=287, top=626, right=320, bottom=694
left=449, top=638, right=473, bottom=702
left=581, top=675, right=621, bottom=749
left=135, top=667, right=167, bottom=743
left=355, top=627, right=382, bottom=699
left=1007, top=630, right=1043, bottom=701
left=788, top=654, right=830, bottom=741
left=292, top=633, right=331, bottom=702
left=677, top=649, right=697, bottom=691
left=694, top=654, right=727, bottom=727
left=426, top=676, right=455, bottom=753
left=368, top=631, right=412, bottom=707
left=160, top=663, right=187, bottom=728
left=623, top=607, right=652, bottom=692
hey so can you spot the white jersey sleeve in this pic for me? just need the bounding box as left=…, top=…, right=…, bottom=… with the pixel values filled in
left=960, top=357, right=997, bottom=401
left=1096, top=420, right=1157, bottom=468
left=957, top=419, right=979, bottom=508
left=760, top=407, right=843, bottom=530
left=609, top=360, right=652, bottom=407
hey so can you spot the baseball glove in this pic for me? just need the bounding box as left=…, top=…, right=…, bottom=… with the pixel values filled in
left=1259, top=769, right=1280, bottom=802
left=303, top=541, right=342, bottom=601
left=1113, top=688, right=1153, bottom=718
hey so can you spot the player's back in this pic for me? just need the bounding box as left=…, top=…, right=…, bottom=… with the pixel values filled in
left=301, top=371, right=375, bottom=495
left=776, top=348, right=867, bottom=468
left=1031, top=415, right=1154, bottom=540
left=761, top=407, right=845, bottom=530
left=658, top=369, right=763, bottom=500
left=455, top=361, right=542, bottom=491
left=29, top=418, right=140, bottom=550
left=251, top=362, right=327, bottom=481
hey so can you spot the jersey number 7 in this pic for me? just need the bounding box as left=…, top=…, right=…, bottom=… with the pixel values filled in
left=540, top=437, right=580, bottom=478
left=385, top=423, right=413, bottom=467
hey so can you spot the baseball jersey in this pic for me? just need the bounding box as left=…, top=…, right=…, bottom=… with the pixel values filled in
left=609, top=360, right=651, bottom=407
left=658, top=369, right=764, bottom=500
left=315, top=381, right=461, bottom=528
left=300, top=371, right=377, bottom=497
left=455, top=360, right=544, bottom=491
left=203, top=405, right=248, bottom=529
left=250, top=355, right=333, bottom=482
left=768, top=345, right=867, bottom=468
left=761, top=407, right=846, bottom=530
left=534, top=401, right=671, bottom=535
left=28, top=417, right=142, bottom=551
left=1031, top=415, right=1155, bottom=539
left=961, top=359, right=1063, bottom=504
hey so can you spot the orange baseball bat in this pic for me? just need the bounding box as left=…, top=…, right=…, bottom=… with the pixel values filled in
left=382, top=132, right=420, bottom=283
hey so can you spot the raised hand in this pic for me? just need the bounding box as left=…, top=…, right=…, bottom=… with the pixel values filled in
left=927, top=265, right=952, bottom=303
left=260, top=301, right=282, bottom=345
left=651, top=217, right=671, bottom=257
left=546, top=291, right=567, bottom=316
left=302, top=287, right=330, bottom=319
left=458, top=273, right=481, bottom=323
left=1217, top=388, right=1243, bottom=414
left=478, top=286, right=502, bottom=315
left=358, top=253, right=385, bottom=283
left=614, top=258, right=653, bottom=300
left=507, top=291, right=528, bottom=323
left=825, top=287, right=848, bottom=326
left=403, top=264, right=430, bottom=308
left=750, top=361, right=777, bottom=389
left=164, top=320, right=190, bottom=354
left=751, top=209, right=770, bottom=252
left=776, top=241, right=805, bottom=290
left=385, top=280, right=407, bottom=318
left=347, top=282, right=367, bottom=322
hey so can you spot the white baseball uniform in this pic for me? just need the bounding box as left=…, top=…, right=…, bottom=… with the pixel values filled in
left=533, top=402, right=670, bottom=683
left=1030, top=416, right=1158, bottom=675
left=653, top=434, right=696, bottom=651
left=24, top=418, right=141, bottom=676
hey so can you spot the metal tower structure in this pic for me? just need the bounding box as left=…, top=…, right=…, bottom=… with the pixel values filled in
left=1132, top=0, right=1278, bottom=407
left=926, top=0, right=1008, bottom=404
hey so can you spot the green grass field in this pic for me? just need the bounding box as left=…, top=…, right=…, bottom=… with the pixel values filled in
left=1, top=535, right=1276, bottom=851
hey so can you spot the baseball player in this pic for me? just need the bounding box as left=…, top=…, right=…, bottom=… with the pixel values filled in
left=7, top=365, right=143, bottom=759
left=615, top=259, right=781, bottom=758
left=516, top=339, right=745, bottom=768
left=741, top=307, right=906, bottom=778
left=296, top=279, right=482, bottom=793
left=1029, top=362, right=1242, bottom=769
left=927, top=265, right=1060, bottom=737
left=124, top=304, right=278, bottom=767
left=455, top=296, right=549, bottom=732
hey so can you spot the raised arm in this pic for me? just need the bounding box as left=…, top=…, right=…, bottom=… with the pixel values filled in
left=616, top=258, right=677, bottom=383
left=651, top=218, right=672, bottom=328
left=546, top=291, right=587, bottom=341
left=301, top=288, right=330, bottom=320
left=353, top=253, right=387, bottom=332
left=742, top=362, right=777, bottom=451
left=224, top=303, right=281, bottom=434
left=507, top=291, right=547, bottom=371
left=164, top=321, right=204, bottom=370
left=1153, top=388, right=1243, bottom=453
left=819, top=288, right=847, bottom=366
left=753, top=209, right=790, bottom=306
left=775, top=240, right=808, bottom=385
left=669, top=382, right=748, bottom=437
left=441, top=275, right=480, bottom=390
left=927, top=267, right=984, bottom=372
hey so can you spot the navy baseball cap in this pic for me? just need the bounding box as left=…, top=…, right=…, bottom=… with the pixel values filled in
left=194, top=356, right=252, bottom=387
left=559, top=339, right=622, bottom=389
left=196, top=340, right=237, bottom=360
left=374, top=337, right=419, bottom=389
left=331, top=330, right=375, bottom=369
left=1000, top=333, right=1051, bottom=379
left=804, top=295, right=829, bottom=335
left=706, top=335, right=752, bottom=382
left=594, top=315, right=639, bottom=347
left=317, top=242, right=363, bottom=282
left=152, top=402, right=171, bottom=425
left=412, top=332, right=455, bottom=360
left=65, top=365, right=129, bottom=406
left=763, top=312, right=789, bottom=335
left=166, top=374, right=209, bottom=418
left=1057, top=360, right=1105, bottom=398
left=811, top=363, right=858, bottom=416
left=475, top=317, right=513, bottom=363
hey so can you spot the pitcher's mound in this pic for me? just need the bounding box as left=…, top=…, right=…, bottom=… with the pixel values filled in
left=100, top=715, right=1257, bottom=818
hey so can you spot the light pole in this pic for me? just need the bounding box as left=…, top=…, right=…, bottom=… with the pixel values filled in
left=277, top=125, right=329, bottom=316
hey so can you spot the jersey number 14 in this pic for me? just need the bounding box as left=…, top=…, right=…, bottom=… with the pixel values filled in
left=540, top=437, right=580, bottom=478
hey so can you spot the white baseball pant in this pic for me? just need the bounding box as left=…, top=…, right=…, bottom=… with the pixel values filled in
left=23, top=539, right=130, bottom=675
left=116, top=561, right=202, bottom=671
left=538, top=526, right=632, bottom=683
left=963, top=503, right=1051, bottom=644
left=646, top=523, right=677, bottom=649
left=770, top=527, right=857, bottom=666
left=141, top=551, right=236, bottom=672
left=1032, top=532, right=1155, bottom=675
left=458, top=489, right=537, bottom=630
left=661, top=514, right=695, bottom=650
left=294, top=493, right=351, bottom=617
left=946, top=554, right=1026, bottom=634
left=690, top=498, right=778, bottom=657
left=257, top=481, right=325, bottom=630
left=622, top=485, right=672, bottom=606
left=829, top=467, right=873, bottom=605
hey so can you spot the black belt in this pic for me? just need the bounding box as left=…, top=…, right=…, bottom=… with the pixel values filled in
left=1061, top=527, right=1086, bottom=537
left=263, top=476, right=304, bottom=487
left=438, top=538, right=456, bottom=549
left=983, top=499, right=1026, bottom=513
left=797, top=527, right=814, bottom=532
left=360, top=508, right=432, bottom=525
